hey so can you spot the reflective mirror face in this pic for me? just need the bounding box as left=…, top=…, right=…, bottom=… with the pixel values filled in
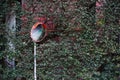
left=31, top=23, right=46, bottom=42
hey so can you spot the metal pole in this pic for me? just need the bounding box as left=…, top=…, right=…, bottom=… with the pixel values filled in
left=34, top=42, right=37, bottom=80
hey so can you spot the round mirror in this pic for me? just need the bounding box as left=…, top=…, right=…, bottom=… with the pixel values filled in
left=30, top=22, right=47, bottom=42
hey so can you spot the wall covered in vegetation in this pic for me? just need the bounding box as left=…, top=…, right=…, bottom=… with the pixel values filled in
left=0, top=0, right=120, bottom=80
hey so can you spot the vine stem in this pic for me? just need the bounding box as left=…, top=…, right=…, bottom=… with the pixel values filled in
left=34, top=42, right=37, bottom=80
